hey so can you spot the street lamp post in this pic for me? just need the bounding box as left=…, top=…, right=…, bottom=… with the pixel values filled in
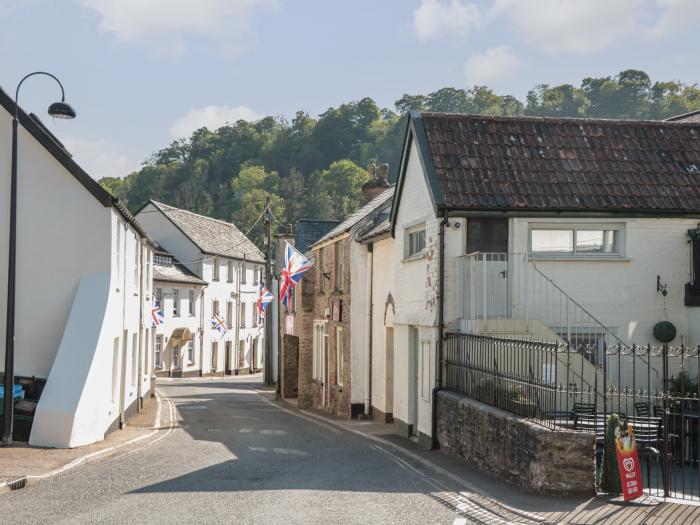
left=2, top=72, right=76, bottom=446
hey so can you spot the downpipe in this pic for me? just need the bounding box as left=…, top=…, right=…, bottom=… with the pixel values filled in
left=431, top=210, right=449, bottom=449
left=364, top=245, right=373, bottom=417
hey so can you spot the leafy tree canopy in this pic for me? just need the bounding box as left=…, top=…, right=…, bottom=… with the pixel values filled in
left=101, top=69, right=700, bottom=250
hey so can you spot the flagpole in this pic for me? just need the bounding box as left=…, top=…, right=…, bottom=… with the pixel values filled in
left=264, top=198, right=274, bottom=386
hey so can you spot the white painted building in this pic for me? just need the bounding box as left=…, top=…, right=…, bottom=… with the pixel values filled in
left=389, top=111, right=700, bottom=446
left=136, top=201, right=265, bottom=376
left=0, top=86, right=155, bottom=448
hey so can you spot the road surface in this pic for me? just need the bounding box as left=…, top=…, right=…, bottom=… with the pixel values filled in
left=1, top=376, right=522, bottom=524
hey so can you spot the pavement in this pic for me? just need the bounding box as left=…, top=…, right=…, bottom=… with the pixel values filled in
left=0, top=374, right=699, bottom=524
left=0, top=391, right=163, bottom=489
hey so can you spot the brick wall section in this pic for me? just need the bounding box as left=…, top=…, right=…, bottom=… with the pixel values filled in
left=297, top=272, right=315, bottom=409
left=437, top=391, right=596, bottom=496
left=280, top=334, right=298, bottom=398
left=294, top=237, right=354, bottom=418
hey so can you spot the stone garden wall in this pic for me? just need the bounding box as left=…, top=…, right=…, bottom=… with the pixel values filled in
left=436, top=390, right=596, bottom=495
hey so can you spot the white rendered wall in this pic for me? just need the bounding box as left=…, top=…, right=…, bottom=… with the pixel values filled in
left=0, top=108, right=111, bottom=378
left=153, top=281, right=203, bottom=374
left=370, top=236, right=395, bottom=416
left=392, top=139, right=440, bottom=437
left=350, top=241, right=368, bottom=406
left=509, top=217, right=697, bottom=346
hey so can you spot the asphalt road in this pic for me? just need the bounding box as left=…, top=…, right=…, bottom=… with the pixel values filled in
left=0, top=376, right=509, bottom=524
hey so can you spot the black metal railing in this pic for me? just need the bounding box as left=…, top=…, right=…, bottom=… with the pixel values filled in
left=444, top=332, right=700, bottom=501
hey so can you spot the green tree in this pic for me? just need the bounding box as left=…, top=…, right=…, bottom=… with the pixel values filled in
left=321, top=159, right=368, bottom=218
left=230, top=164, right=285, bottom=245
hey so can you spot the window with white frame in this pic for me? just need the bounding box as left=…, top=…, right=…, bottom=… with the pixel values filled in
left=241, top=262, right=247, bottom=284
left=335, top=241, right=344, bottom=291
left=211, top=342, right=218, bottom=371
left=227, top=301, right=233, bottom=327
left=189, top=289, right=195, bottom=316
left=154, top=254, right=172, bottom=266
left=529, top=225, right=623, bottom=257
left=213, top=257, right=220, bottom=281
left=227, top=260, right=234, bottom=282
left=240, top=302, right=247, bottom=327
left=405, top=223, right=426, bottom=258
left=155, top=335, right=163, bottom=368
left=318, top=247, right=326, bottom=293
left=187, top=336, right=194, bottom=363
left=312, top=321, right=326, bottom=381
left=133, top=236, right=140, bottom=287
left=173, top=289, right=180, bottom=317
left=253, top=265, right=260, bottom=284
left=155, top=287, right=164, bottom=308
left=213, top=299, right=220, bottom=316
left=335, top=326, right=343, bottom=387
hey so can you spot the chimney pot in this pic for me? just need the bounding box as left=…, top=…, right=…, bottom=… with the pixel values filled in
left=368, top=162, right=378, bottom=180
left=380, top=163, right=389, bottom=183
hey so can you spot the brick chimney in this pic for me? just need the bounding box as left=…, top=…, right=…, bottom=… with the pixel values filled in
left=361, top=162, right=390, bottom=203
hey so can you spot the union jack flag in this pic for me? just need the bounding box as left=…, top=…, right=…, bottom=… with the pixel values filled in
left=151, top=301, right=164, bottom=327
left=211, top=314, right=228, bottom=337
left=256, top=283, right=274, bottom=319
left=280, top=242, right=312, bottom=307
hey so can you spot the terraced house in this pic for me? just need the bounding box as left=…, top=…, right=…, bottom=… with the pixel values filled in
left=389, top=111, right=700, bottom=447
left=136, top=201, right=265, bottom=377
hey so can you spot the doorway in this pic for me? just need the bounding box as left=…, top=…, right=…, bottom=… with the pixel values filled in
left=385, top=327, right=394, bottom=417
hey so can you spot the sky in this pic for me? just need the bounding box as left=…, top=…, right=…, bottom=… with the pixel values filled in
left=1, top=0, right=700, bottom=180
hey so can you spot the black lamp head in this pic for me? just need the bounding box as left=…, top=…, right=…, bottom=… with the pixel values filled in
left=48, top=101, right=76, bottom=119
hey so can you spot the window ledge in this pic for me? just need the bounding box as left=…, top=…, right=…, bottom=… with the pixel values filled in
left=312, top=378, right=323, bottom=386
left=402, top=252, right=426, bottom=263
left=333, top=384, right=343, bottom=392
left=528, top=255, right=630, bottom=262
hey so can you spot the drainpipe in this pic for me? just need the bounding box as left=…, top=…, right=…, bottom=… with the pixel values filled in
left=198, top=286, right=206, bottom=377
left=431, top=210, right=449, bottom=449
left=136, top=240, right=146, bottom=411
left=364, top=244, right=374, bottom=417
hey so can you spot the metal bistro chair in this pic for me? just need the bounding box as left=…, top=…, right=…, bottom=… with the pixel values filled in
left=635, top=402, right=650, bottom=417
left=627, top=416, right=668, bottom=493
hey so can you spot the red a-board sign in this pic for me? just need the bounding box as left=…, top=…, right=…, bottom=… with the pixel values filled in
left=615, top=424, right=643, bottom=501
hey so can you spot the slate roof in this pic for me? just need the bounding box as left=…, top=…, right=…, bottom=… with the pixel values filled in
left=0, top=85, right=152, bottom=242
left=148, top=200, right=264, bottom=262
left=404, top=111, right=700, bottom=215
left=295, top=220, right=341, bottom=253
left=311, top=187, right=395, bottom=248
left=153, top=245, right=207, bottom=285
left=667, top=109, right=700, bottom=124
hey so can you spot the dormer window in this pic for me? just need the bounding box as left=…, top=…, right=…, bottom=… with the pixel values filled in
left=154, top=254, right=172, bottom=266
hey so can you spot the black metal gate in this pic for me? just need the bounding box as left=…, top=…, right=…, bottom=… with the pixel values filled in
left=444, top=333, right=700, bottom=501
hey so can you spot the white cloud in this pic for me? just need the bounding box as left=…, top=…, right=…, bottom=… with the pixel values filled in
left=170, top=105, right=262, bottom=139
left=413, top=0, right=483, bottom=41
left=492, top=0, right=645, bottom=55
left=414, top=0, right=696, bottom=56
left=648, top=0, right=700, bottom=38
left=465, top=46, right=521, bottom=87
left=77, top=0, right=280, bottom=58
left=62, top=136, right=137, bottom=179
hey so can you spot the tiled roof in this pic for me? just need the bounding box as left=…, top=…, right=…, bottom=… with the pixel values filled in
left=416, top=112, right=700, bottom=213
left=154, top=263, right=207, bottom=286
left=356, top=217, right=390, bottom=242
left=667, top=110, right=700, bottom=123
left=295, top=220, right=341, bottom=253
left=311, top=187, right=395, bottom=248
left=149, top=201, right=264, bottom=262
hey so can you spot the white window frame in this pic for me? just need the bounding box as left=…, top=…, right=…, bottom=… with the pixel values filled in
left=240, top=302, right=247, bottom=328
left=312, top=320, right=326, bottom=382
left=187, top=336, right=194, bottom=364
left=335, top=241, right=344, bottom=291
left=155, top=335, right=163, bottom=368
left=227, top=260, right=234, bottom=282
left=335, top=326, right=343, bottom=387
left=405, top=222, right=427, bottom=259
left=528, top=223, right=625, bottom=259
left=173, top=288, right=180, bottom=317
left=241, top=262, right=247, bottom=284
left=172, top=343, right=180, bottom=369
left=189, top=289, right=195, bottom=316
left=213, top=257, right=220, bottom=281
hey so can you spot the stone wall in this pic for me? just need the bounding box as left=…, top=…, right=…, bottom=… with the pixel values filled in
left=280, top=334, right=299, bottom=398
left=436, top=391, right=596, bottom=495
